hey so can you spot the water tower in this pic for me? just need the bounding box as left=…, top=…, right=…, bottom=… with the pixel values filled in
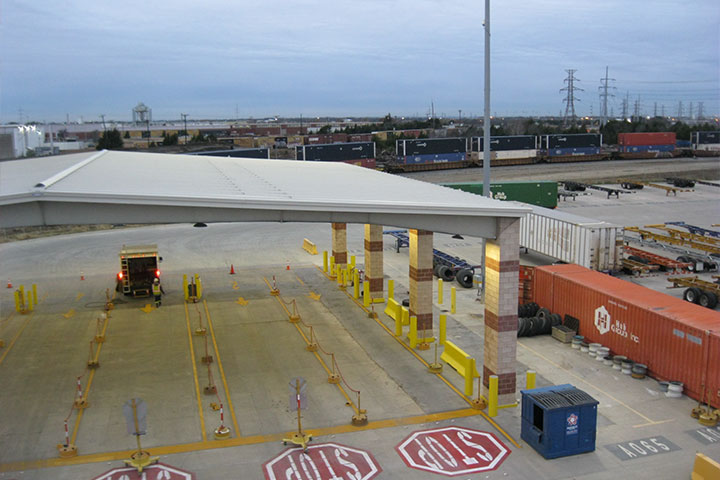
left=132, top=102, right=152, bottom=125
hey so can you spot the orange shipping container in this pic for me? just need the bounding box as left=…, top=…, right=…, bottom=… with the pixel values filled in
left=533, top=264, right=720, bottom=408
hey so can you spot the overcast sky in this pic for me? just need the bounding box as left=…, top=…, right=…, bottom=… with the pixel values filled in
left=1, top=0, right=718, bottom=122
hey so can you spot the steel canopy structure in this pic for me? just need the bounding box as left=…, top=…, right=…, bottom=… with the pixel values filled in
left=0, top=150, right=529, bottom=235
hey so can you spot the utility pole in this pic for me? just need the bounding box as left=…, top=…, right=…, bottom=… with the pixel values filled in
left=598, top=66, right=615, bottom=126
left=482, top=0, right=491, bottom=197
left=100, top=114, right=107, bottom=132
left=431, top=100, right=435, bottom=128
left=181, top=113, right=188, bottom=144
left=560, top=69, right=583, bottom=127
left=458, top=109, right=462, bottom=123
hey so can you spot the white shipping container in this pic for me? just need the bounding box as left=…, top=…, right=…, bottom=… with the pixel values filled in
left=470, top=150, right=537, bottom=161
left=696, top=144, right=720, bottom=151
left=514, top=203, right=623, bottom=271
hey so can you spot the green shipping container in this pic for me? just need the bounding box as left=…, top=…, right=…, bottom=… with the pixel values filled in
left=441, top=181, right=558, bottom=208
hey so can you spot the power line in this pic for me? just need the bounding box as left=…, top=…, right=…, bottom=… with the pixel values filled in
left=560, top=69, right=583, bottom=126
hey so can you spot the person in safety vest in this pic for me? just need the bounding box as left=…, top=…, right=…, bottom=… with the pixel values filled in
left=152, top=278, right=165, bottom=307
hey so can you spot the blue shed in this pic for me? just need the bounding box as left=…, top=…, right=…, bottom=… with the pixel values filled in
left=521, top=384, right=599, bottom=459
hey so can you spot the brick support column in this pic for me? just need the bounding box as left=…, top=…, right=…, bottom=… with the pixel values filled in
left=364, top=224, right=384, bottom=300
left=409, top=229, right=433, bottom=331
left=483, top=217, right=520, bottom=406
left=331, top=223, right=347, bottom=266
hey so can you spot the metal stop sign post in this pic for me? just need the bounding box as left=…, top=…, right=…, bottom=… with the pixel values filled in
left=396, top=426, right=510, bottom=476
left=264, top=443, right=381, bottom=480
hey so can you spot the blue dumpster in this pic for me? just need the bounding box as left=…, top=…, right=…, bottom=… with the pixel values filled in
left=521, top=384, right=599, bottom=459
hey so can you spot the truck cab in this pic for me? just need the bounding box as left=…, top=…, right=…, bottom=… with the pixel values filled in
left=117, top=244, right=161, bottom=296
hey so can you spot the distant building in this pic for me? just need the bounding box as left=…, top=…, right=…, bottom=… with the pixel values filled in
left=0, top=125, right=44, bottom=160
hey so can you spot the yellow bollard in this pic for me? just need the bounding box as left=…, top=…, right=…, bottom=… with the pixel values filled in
left=14, top=290, right=21, bottom=312
left=329, top=256, right=336, bottom=278
left=464, top=357, right=475, bottom=397
left=27, top=290, right=33, bottom=312
left=353, top=270, right=360, bottom=299
left=439, top=314, right=447, bottom=346
left=196, top=275, right=203, bottom=299
left=363, top=281, right=370, bottom=307
left=323, top=251, right=328, bottom=272
left=488, top=375, right=499, bottom=417
left=19, top=285, right=25, bottom=302
left=388, top=279, right=394, bottom=301
left=32, top=284, right=38, bottom=305
left=395, top=313, right=403, bottom=336
left=438, top=279, right=444, bottom=304
left=336, top=265, right=343, bottom=286
left=350, top=255, right=356, bottom=268
left=401, top=306, right=410, bottom=326
left=183, top=274, right=188, bottom=301
left=409, top=316, right=418, bottom=349
left=451, top=287, right=456, bottom=314
left=526, top=370, right=536, bottom=390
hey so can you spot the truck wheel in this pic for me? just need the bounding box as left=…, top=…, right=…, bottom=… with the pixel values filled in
left=536, top=307, right=550, bottom=320
left=684, top=287, right=702, bottom=304
left=437, top=265, right=455, bottom=281
left=456, top=268, right=474, bottom=288
left=699, top=291, right=718, bottom=309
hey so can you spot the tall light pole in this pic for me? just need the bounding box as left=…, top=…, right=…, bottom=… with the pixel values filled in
left=181, top=113, right=188, bottom=144
left=482, top=0, right=491, bottom=197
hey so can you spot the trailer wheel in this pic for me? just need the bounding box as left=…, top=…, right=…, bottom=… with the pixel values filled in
left=437, top=265, right=455, bottom=281
left=456, top=268, right=474, bottom=288
left=683, top=287, right=702, bottom=304
left=699, top=291, right=718, bottom=309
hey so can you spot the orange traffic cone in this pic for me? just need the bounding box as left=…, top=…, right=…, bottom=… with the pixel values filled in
left=80, top=272, right=85, bottom=281
left=230, top=264, right=235, bottom=275
left=6, top=280, right=12, bottom=289
left=286, top=263, right=290, bottom=271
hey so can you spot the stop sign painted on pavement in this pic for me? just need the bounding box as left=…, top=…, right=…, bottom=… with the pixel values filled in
left=263, top=442, right=381, bottom=480
left=396, top=426, right=510, bottom=476
left=92, top=462, right=194, bottom=480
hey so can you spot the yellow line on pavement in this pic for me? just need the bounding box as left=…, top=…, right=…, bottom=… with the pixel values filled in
left=0, top=314, right=31, bottom=367
left=263, top=276, right=359, bottom=414
left=313, top=265, right=521, bottom=449
left=70, top=316, right=111, bottom=445
left=0, top=408, right=482, bottom=473
left=203, top=299, right=240, bottom=437
left=184, top=302, right=207, bottom=442
left=517, top=340, right=665, bottom=426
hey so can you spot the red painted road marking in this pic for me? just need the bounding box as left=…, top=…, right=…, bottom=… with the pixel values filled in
left=92, top=462, right=194, bottom=480
left=396, top=426, right=510, bottom=476
left=264, top=443, right=381, bottom=480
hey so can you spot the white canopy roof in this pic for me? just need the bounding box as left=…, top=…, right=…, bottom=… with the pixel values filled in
left=0, top=150, right=530, bottom=238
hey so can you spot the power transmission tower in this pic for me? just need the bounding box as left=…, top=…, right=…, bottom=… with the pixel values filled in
left=633, top=96, right=641, bottom=119
left=100, top=114, right=107, bottom=132
left=621, top=92, right=629, bottom=120
left=661, top=104, right=665, bottom=117
left=560, top=69, right=583, bottom=126
left=689, top=102, right=694, bottom=120
left=697, top=102, right=705, bottom=120
left=598, top=66, right=615, bottom=125
left=677, top=101, right=683, bottom=119
left=653, top=102, right=657, bottom=117
left=181, top=113, right=188, bottom=144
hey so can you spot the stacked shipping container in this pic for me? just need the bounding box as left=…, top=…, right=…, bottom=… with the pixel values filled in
left=542, top=134, right=602, bottom=157
left=617, top=132, right=676, bottom=154
left=396, top=138, right=467, bottom=165
left=533, top=264, right=720, bottom=408
left=296, top=142, right=376, bottom=168
left=691, top=131, right=720, bottom=152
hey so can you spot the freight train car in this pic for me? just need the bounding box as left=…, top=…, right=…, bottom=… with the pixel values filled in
left=541, top=134, right=604, bottom=162
left=470, top=135, right=539, bottom=166
left=691, top=131, right=720, bottom=156
left=533, top=264, right=720, bottom=409
left=296, top=141, right=376, bottom=168
left=616, top=132, right=676, bottom=159
left=388, top=138, right=468, bottom=172
left=189, top=148, right=270, bottom=159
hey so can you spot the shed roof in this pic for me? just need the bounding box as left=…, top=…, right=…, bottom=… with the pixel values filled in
left=0, top=150, right=530, bottom=237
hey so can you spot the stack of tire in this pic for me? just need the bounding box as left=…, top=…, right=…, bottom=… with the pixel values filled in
left=433, top=261, right=474, bottom=288
left=517, top=303, right=562, bottom=337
